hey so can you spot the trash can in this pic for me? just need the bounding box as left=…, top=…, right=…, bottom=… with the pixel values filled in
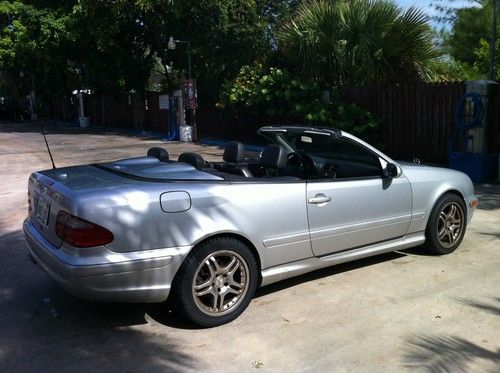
left=78, top=116, right=90, bottom=128
left=179, top=125, right=193, bottom=142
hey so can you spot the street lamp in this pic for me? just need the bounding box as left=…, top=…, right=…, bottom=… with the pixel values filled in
left=168, top=36, right=191, bottom=80
left=19, top=71, right=37, bottom=120
left=168, top=35, right=197, bottom=141
left=489, top=0, right=498, bottom=80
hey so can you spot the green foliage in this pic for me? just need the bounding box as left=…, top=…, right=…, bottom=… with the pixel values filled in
left=0, top=0, right=297, bottom=103
left=0, top=1, right=75, bottom=96
left=222, top=64, right=380, bottom=143
left=436, top=0, right=498, bottom=80
left=473, top=38, right=500, bottom=80
left=278, top=0, right=440, bottom=87
left=424, top=57, right=479, bottom=82
left=447, top=1, right=491, bottom=66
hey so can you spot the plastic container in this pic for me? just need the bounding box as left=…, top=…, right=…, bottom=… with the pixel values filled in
left=78, top=116, right=90, bottom=128
left=179, top=125, right=193, bottom=142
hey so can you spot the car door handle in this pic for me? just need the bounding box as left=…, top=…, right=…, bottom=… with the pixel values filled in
left=308, top=194, right=332, bottom=205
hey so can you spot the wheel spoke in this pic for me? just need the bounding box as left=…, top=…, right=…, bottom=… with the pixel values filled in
left=195, top=284, right=214, bottom=297
left=447, top=204, right=456, bottom=219
left=222, top=257, right=237, bottom=274
left=217, top=292, right=226, bottom=311
left=446, top=229, right=453, bottom=243
left=194, top=278, right=212, bottom=291
left=208, top=256, right=223, bottom=274
left=226, top=286, right=241, bottom=295
left=228, top=275, right=244, bottom=289
left=227, top=259, right=240, bottom=276
left=438, top=227, right=447, bottom=239
left=226, top=263, right=243, bottom=290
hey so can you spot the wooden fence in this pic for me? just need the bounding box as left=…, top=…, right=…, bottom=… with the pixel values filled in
left=46, top=82, right=500, bottom=165
left=343, top=82, right=499, bottom=164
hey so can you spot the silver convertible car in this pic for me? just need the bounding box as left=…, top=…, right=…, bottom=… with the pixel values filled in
left=24, top=126, right=478, bottom=327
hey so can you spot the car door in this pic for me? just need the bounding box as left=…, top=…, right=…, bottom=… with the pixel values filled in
left=306, top=137, right=412, bottom=257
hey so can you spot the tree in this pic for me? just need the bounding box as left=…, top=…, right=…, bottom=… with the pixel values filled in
left=277, top=0, right=440, bottom=87
left=434, top=0, right=499, bottom=80
left=1, top=1, right=299, bottom=110
left=0, top=1, right=76, bottom=98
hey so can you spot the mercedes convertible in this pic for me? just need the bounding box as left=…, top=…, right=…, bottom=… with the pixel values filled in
left=24, top=126, right=478, bottom=327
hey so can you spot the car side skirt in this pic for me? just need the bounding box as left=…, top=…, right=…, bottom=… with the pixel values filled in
left=260, top=232, right=425, bottom=286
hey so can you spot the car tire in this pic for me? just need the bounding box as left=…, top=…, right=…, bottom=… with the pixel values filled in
left=173, top=237, right=258, bottom=327
left=424, top=193, right=467, bottom=255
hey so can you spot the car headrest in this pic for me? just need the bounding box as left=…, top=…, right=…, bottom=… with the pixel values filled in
left=261, top=144, right=288, bottom=169
left=178, top=152, right=205, bottom=170
left=147, top=147, right=169, bottom=162
left=223, top=141, right=245, bottom=163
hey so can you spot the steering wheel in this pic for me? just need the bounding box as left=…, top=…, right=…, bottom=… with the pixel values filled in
left=286, top=152, right=304, bottom=178
left=286, top=152, right=319, bottom=179
left=320, top=162, right=338, bottom=179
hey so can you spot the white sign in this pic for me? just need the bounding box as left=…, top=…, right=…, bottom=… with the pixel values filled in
left=159, top=95, right=169, bottom=110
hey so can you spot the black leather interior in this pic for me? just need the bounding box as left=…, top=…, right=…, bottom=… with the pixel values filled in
left=178, top=152, right=205, bottom=170
left=217, top=141, right=253, bottom=177
left=147, top=147, right=169, bottom=162
left=223, top=141, right=245, bottom=163
left=261, top=144, right=288, bottom=170
left=219, top=163, right=253, bottom=178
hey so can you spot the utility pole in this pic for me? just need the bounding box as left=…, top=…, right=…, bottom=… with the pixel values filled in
left=489, top=0, right=498, bottom=80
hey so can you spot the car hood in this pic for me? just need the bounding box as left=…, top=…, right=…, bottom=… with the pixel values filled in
left=398, top=161, right=470, bottom=184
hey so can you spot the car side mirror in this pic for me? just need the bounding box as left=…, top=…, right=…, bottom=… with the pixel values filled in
left=382, top=163, right=398, bottom=179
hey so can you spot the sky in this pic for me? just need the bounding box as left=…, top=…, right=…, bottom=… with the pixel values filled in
left=395, top=0, right=478, bottom=28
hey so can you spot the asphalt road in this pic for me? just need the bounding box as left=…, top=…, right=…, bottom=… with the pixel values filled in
left=1, top=121, right=499, bottom=372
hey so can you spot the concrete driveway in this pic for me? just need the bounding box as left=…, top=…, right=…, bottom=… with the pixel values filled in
left=1, top=121, right=499, bottom=372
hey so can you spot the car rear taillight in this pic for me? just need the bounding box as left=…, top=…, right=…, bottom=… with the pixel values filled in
left=55, top=211, right=113, bottom=248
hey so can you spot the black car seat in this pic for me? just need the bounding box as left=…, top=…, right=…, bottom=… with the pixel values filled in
left=147, top=147, right=169, bottom=162
left=178, top=152, right=205, bottom=170
left=261, top=144, right=288, bottom=177
left=218, top=141, right=253, bottom=177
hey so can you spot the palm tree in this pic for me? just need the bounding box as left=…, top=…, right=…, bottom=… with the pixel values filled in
left=278, top=0, right=440, bottom=87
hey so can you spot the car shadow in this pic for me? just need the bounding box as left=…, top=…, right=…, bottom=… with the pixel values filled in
left=255, top=251, right=406, bottom=298
left=0, top=229, right=197, bottom=371
left=4, top=223, right=436, bottom=332
left=148, top=251, right=411, bottom=328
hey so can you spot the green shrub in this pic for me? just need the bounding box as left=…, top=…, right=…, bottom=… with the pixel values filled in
left=220, top=64, right=380, bottom=143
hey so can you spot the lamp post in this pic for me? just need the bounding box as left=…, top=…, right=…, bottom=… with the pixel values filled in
left=74, top=67, right=89, bottom=127
left=19, top=71, right=37, bottom=120
left=489, top=0, right=498, bottom=80
left=168, top=36, right=197, bottom=141
left=168, top=36, right=191, bottom=80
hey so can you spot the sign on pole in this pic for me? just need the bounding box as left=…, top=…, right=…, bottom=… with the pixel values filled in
left=184, top=79, right=197, bottom=110
left=158, top=95, right=170, bottom=110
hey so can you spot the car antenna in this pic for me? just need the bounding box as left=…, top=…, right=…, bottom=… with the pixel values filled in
left=41, top=122, right=56, bottom=169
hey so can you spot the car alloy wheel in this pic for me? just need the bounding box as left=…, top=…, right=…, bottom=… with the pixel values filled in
left=436, top=201, right=464, bottom=248
left=192, top=250, right=250, bottom=316
left=173, top=237, right=258, bottom=327
left=425, top=193, right=467, bottom=255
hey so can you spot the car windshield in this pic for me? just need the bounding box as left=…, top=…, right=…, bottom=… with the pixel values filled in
left=259, top=128, right=382, bottom=179
left=276, top=132, right=334, bottom=153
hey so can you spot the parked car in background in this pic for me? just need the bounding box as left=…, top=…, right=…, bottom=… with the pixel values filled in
left=24, top=126, right=478, bottom=327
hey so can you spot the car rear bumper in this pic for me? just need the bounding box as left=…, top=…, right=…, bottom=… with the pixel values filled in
left=23, top=218, right=190, bottom=303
